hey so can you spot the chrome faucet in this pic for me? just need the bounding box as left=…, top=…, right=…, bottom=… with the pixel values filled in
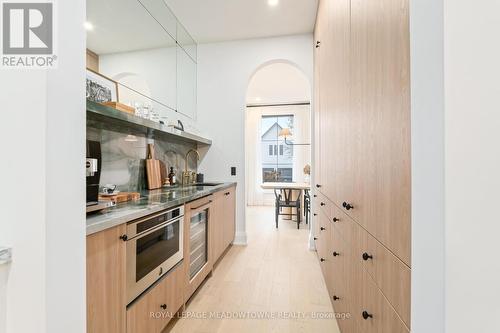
left=183, top=149, right=200, bottom=184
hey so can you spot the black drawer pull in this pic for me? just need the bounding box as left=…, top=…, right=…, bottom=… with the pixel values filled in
left=313, top=213, right=317, bottom=216
left=362, top=311, right=373, bottom=320
left=362, top=252, right=373, bottom=261
left=333, top=295, right=340, bottom=301
left=320, top=227, right=326, bottom=231
left=316, top=41, right=321, bottom=48
left=320, top=202, right=325, bottom=206
left=333, top=251, right=340, bottom=257
left=320, top=258, right=325, bottom=262
left=316, top=184, right=321, bottom=188
left=342, top=202, right=353, bottom=210
left=160, top=304, right=167, bottom=310
left=314, top=237, right=318, bottom=241
left=332, top=217, right=340, bottom=222
left=119, top=234, right=128, bottom=241
left=313, top=194, right=317, bottom=198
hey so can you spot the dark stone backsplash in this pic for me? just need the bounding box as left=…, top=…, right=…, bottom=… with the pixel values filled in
left=87, top=124, right=197, bottom=192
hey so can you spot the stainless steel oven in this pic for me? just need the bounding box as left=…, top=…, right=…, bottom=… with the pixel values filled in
left=126, top=206, right=184, bottom=304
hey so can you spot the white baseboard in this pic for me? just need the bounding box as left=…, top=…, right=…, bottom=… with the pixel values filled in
left=308, top=232, right=316, bottom=251
left=232, top=231, right=248, bottom=245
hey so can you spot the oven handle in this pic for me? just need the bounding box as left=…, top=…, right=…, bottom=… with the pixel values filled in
left=191, top=200, right=213, bottom=211
left=129, top=217, right=182, bottom=240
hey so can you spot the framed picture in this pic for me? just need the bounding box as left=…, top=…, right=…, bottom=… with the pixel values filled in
left=86, top=68, right=119, bottom=103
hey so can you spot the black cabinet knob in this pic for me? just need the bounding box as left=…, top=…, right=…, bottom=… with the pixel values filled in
left=342, top=202, right=353, bottom=210
left=160, top=304, right=167, bottom=310
left=316, top=184, right=321, bottom=188
left=362, top=311, right=373, bottom=320
left=313, top=213, right=317, bottom=216
left=333, top=295, right=340, bottom=301
left=320, top=202, right=325, bottom=206
left=314, top=237, right=318, bottom=241
left=332, top=217, right=340, bottom=222
left=313, top=194, right=317, bottom=198
left=362, top=252, right=373, bottom=261
left=320, top=258, right=325, bottom=262
left=333, top=251, right=340, bottom=257
left=119, top=234, right=128, bottom=241
left=320, top=227, right=326, bottom=231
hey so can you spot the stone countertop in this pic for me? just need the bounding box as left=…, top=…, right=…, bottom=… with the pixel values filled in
left=86, top=182, right=236, bottom=236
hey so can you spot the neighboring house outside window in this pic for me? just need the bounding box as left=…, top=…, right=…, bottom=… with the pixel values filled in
left=261, top=115, right=294, bottom=182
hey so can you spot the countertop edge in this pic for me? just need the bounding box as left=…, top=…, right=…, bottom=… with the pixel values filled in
left=86, top=182, right=236, bottom=236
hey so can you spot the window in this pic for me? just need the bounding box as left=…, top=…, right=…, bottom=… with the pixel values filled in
left=261, top=115, right=294, bottom=182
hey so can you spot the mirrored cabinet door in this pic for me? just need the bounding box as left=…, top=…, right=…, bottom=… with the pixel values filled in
left=177, top=46, right=197, bottom=120
left=86, top=0, right=197, bottom=121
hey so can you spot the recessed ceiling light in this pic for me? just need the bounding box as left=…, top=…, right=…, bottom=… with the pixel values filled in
left=84, top=21, right=94, bottom=31
left=268, top=0, right=279, bottom=7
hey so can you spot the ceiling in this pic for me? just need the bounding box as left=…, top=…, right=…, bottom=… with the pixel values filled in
left=164, top=0, right=319, bottom=43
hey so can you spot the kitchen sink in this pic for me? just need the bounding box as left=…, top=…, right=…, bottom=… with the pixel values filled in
left=191, top=183, right=223, bottom=187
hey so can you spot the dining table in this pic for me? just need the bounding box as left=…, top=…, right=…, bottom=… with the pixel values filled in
left=260, top=182, right=311, bottom=221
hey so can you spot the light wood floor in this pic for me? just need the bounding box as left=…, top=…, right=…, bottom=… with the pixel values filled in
left=165, top=206, right=340, bottom=333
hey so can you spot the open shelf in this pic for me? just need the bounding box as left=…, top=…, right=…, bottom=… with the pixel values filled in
left=86, top=100, right=212, bottom=146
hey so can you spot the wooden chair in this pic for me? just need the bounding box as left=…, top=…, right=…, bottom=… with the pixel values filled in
left=274, top=188, right=302, bottom=229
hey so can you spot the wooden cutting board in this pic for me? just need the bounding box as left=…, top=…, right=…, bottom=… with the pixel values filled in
left=99, top=192, right=140, bottom=204
left=146, top=144, right=162, bottom=190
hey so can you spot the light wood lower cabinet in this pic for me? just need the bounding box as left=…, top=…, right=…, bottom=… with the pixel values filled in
left=87, top=224, right=127, bottom=333
left=211, top=185, right=236, bottom=264
left=126, top=263, right=185, bottom=333
left=222, top=186, right=236, bottom=248
left=87, top=186, right=237, bottom=333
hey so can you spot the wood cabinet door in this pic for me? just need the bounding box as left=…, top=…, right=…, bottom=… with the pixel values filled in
left=350, top=0, right=411, bottom=265
left=126, top=263, right=185, bottom=333
left=313, top=2, right=324, bottom=186
left=324, top=0, right=353, bottom=208
left=223, top=186, right=236, bottom=247
left=211, top=190, right=225, bottom=263
left=313, top=0, right=325, bottom=191
left=87, top=224, right=126, bottom=333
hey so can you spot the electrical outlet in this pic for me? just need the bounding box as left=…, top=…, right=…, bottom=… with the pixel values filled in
left=231, top=167, right=236, bottom=176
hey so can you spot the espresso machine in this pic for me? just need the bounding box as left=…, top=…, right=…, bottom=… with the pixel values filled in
left=86, top=140, right=115, bottom=213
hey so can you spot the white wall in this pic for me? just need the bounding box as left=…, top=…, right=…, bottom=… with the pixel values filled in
left=409, top=0, right=445, bottom=332
left=0, top=0, right=86, bottom=332
left=444, top=1, right=500, bottom=332
left=246, top=62, right=311, bottom=105
left=197, top=34, right=313, bottom=244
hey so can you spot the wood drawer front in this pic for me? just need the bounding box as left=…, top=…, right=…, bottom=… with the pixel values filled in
left=354, top=269, right=409, bottom=333
left=329, top=226, right=347, bottom=306
left=333, top=207, right=411, bottom=328
left=316, top=214, right=329, bottom=280
left=350, top=221, right=411, bottom=327
left=127, top=263, right=184, bottom=333
left=313, top=191, right=332, bottom=220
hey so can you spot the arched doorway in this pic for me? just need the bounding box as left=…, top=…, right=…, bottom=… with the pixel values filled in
left=244, top=60, right=312, bottom=228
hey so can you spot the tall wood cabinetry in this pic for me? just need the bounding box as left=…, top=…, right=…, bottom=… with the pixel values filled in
left=313, top=0, right=411, bottom=331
